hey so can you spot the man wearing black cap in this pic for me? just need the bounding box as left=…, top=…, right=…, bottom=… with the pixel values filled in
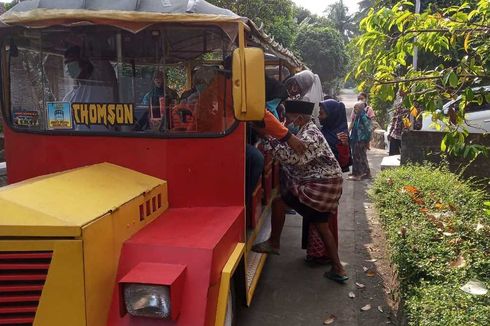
left=252, top=100, right=348, bottom=283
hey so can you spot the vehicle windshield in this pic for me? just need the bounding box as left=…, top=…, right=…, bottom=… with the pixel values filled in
left=3, top=24, right=237, bottom=136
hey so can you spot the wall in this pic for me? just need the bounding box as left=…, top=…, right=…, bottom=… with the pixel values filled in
left=401, top=131, right=490, bottom=186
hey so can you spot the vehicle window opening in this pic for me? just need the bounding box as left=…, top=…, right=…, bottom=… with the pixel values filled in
left=3, top=24, right=238, bottom=137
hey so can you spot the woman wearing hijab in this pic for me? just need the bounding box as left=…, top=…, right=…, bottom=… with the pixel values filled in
left=303, top=99, right=351, bottom=265
left=285, top=70, right=323, bottom=125
left=349, top=101, right=372, bottom=180
left=319, top=99, right=351, bottom=172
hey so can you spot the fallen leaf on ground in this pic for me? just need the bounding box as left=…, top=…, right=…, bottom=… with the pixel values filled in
left=449, top=255, right=466, bottom=269
left=434, top=202, right=444, bottom=210
left=366, top=270, right=376, bottom=277
left=361, top=304, right=372, bottom=311
left=362, top=266, right=369, bottom=272
left=402, top=185, right=419, bottom=195
left=398, top=226, right=407, bottom=238
left=365, top=259, right=377, bottom=263
left=378, top=306, right=384, bottom=313
left=461, top=280, right=488, bottom=295
left=323, top=314, right=336, bottom=325
left=348, top=292, right=356, bottom=298
left=443, top=232, right=454, bottom=237
left=356, top=282, right=366, bottom=289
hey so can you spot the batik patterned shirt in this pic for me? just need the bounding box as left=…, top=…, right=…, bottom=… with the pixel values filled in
left=263, top=121, right=343, bottom=212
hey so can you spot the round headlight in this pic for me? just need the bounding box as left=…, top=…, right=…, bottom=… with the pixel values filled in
left=124, top=284, right=171, bottom=319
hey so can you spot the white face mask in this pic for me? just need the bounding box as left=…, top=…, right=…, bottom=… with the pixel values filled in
left=65, top=61, right=80, bottom=79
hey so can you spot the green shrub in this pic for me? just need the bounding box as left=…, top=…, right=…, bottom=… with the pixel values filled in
left=370, top=166, right=490, bottom=326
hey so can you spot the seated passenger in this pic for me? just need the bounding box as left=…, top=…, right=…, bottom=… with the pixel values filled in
left=177, top=65, right=233, bottom=133
left=142, top=70, right=179, bottom=107
left=63, top=46, right=115, bottom=103
left=134, top=70, right=179, bottom=131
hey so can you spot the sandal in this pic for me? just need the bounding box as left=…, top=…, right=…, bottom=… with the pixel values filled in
left=324, top=271, right=349, bottom=284
left=252, top=241, right=280, bottom=255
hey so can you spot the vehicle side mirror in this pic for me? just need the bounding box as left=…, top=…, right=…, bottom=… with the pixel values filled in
left=232, top=48, right=265, bottom=121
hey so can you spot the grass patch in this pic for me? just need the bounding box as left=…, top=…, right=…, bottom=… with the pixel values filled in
left=370, top=165, right=489, bottom=326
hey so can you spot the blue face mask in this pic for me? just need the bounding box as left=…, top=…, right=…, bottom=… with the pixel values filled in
left=266, top=98, right=282, bottom=119
left=287, top=117, right=300, bottom=135
left=65, top=61, right=80, bottom=79
left=288, top=124, right=300, bottom=135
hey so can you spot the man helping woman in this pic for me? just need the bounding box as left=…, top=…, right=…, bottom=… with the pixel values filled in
left=252, top=100, right=348, bottom=283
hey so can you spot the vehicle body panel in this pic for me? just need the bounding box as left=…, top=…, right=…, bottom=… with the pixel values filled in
left=108, top=206, right=244, bottom=326
left=0, top=239, right=86, bottom=326
left=3, top=124, right=245, bottom=208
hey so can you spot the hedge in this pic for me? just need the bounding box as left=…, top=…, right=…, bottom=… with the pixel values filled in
left=370, top=166, right=489, bottom=326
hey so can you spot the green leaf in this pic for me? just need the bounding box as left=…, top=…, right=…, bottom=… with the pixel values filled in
left=443, top=71, right=452, bottom=86
left=464, top=32, right=472, bottom=52
left=448, top=72, right=458, bottom=88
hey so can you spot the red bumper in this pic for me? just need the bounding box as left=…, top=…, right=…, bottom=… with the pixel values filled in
left=108, top=206, right=244, bottom=326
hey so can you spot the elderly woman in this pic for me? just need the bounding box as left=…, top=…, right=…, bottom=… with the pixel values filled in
left=285, top=70, right=323, bottom=125
left=349, top=101, right=372, bottom=180
left=304, top=99, right=351, bottom=265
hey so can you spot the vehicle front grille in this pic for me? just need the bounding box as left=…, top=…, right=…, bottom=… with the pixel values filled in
left=0, top=251, right=53, bottom=325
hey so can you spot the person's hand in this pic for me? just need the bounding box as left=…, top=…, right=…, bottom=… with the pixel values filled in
left=287, top=135, right=307, bottom=155
left=337, top=132, right=348, bottom=145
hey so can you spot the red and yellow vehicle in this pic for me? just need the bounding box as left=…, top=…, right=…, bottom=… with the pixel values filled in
left=0, top=1, right=304, bottom=325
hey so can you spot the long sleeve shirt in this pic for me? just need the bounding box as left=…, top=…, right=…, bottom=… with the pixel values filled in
left=263, top=121, right=343, bottom=212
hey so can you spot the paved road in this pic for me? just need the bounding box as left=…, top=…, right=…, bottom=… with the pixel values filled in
left=237, top=90, right=395, bottom=326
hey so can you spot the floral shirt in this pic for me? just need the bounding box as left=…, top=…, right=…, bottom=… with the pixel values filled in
left=263, top=121, right=343, bottom=212
left=264, top=121, right=342, bottom=181
left=389, top=105, right=409, bottom=140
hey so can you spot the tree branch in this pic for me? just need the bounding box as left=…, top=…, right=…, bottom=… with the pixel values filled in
left=374, top=74, right=487, bottom=85
left=394, top=27, right=489, bottom=36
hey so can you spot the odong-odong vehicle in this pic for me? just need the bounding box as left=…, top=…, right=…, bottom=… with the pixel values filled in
left=0, top=1, right=306, bottom=326
left=421, top=86, right=490, bottom=133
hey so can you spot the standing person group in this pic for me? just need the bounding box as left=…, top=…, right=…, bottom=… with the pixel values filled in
left=249, top=70, right=367, bottom=284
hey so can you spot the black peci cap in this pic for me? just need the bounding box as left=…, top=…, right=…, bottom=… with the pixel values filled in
left=284, top=100, right=314, bottom=115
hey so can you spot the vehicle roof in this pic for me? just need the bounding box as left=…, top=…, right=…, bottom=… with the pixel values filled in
left=3, top=0, right=238, bottom=17
left=443, top=85, right=490, bottom=109
left=0, top=0, right=304, bottom=69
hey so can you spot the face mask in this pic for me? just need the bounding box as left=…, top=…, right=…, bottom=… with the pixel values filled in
left=266, top=98, right=281, bottom=111
left=287, top=117, right=300, bottom=135
left=266, top=98, right=282, bottom=119
left=287, top=123, right=299, bottom=135
left=65, top=61, right=80, bottom=79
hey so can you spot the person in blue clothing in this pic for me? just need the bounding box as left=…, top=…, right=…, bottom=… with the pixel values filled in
left=349, top=101, right=372, bottom=181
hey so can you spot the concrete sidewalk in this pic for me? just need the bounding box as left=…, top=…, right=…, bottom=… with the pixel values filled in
left=237, top=148, right=396, bottom=326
